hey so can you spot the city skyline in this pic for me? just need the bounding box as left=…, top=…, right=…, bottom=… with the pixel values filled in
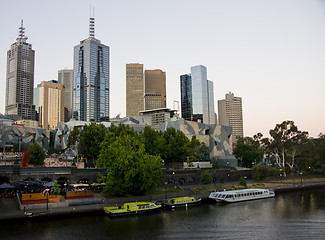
left=0, top=0, right=324, bottom=137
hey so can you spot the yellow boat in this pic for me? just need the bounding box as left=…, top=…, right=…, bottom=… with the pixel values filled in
left=104, top=202, right=162, bottom=217
left=163, top=196, right=201, bottom=209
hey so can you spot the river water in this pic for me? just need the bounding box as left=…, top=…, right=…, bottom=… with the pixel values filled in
left=1, top=189, right=325, bottom=240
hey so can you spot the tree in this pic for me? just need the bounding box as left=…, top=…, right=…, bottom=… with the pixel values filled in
left=185, top=136, right=200, bottom=162
left=263, top=120, right=309, bottom=172
left=97, top=132, right=163, bottom=195
left=53, top=180, right=60, bottom=196
left=233, top=136, right=264, bottom=168
left=140, top=126, right=164, bottom=156
left=201, top=171, right=213, bottom=184
left=161, top=128, right=190, bottom=163
left=78, top=123, right=108, bottom=167
left=197, top=142, right=210, bottom=161
left=28, top=142, right=45, bottom=165
left=252, top=164, right=268, bottom=181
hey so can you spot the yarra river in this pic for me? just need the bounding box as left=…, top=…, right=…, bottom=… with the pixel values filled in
left=1, top=189, right=325, bottom=240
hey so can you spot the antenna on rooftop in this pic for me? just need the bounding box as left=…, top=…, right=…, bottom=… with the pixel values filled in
left=89, top=5, right=95, bottom=38
left=18, top=19, right=25, bottom=39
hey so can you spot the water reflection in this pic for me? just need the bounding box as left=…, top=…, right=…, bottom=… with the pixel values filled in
left=1, top=189, right=325, bottom=240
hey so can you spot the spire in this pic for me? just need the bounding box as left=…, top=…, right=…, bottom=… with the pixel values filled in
left=89, top=6, right=95, bottom=38
left=17, top=19, right=28, bottom=44
left=18, top=19, right=25, bottom=39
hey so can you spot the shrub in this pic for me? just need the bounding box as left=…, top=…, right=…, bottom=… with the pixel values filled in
left=252, top=164, right=268, bottom=181
left=239, top=177, right=247, bottom=187
left=267, top=167, right=280, bottom=177
left=53, top=180, right=60, bottom=196
left=202, top=171, right=213, bottom=184
left=219, top=175, right=225, bottom=184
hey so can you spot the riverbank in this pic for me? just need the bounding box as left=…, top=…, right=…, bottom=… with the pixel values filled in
left=1, top=177, right=325, bottom=223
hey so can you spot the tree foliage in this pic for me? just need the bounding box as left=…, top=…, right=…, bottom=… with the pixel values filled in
left=233, top=136, right=264, bottom=168
left=262, top=120, right=309, bottom=171
left=252, top=164, right=268, bottom=181
left=197, top=142, right=210, bottom=161
left=97, top=127, right=163, bottom=195
left=201, top=171, right=213, bottom=184
left=78, top=123, right=107, bottom=166
left=140, top=126, right=163, bottom=156
left=28, top=142, right=45, bottom=165
left=53, top=180, right=60, bottom=196
left=160, top=128, right=190, bottom=163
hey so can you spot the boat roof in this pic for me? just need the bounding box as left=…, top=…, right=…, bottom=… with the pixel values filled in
left=215, top=188, right=269, bottom=194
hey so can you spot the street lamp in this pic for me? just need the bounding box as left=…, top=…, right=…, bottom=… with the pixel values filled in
left=164, top=182, right=168, bottom=202
left=300, top=171, right=303, bottom=186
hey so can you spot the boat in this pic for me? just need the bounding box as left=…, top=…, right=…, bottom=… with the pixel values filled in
left=103, top=202, right=162, bottom=217
left=163, top=196, right=201, bottom=209
left=209, top=188, right=275, bottom=203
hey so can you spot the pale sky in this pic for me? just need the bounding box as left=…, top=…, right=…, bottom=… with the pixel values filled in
left=0, top=0, right=324, bottom=138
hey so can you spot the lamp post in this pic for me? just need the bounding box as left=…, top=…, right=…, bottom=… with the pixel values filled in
left=300, top=172, right=303, bottom=186
left=46, top=190, right=49, bottom=211
left=164, top=182, right=168, bottom=202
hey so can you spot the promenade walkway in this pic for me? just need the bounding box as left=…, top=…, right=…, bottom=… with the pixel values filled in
left=1, top=178, right=325, bottom=222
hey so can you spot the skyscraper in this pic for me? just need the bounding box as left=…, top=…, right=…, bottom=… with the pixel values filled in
left=144, top=69, right=166, bottom=110
left=5, top=20, right=35, bottom=120
left=58, top=69, right=74, bottom=121
left=38, top=80, right=64, bottom=130
left=180, top=65, right=216, bottom=124
left=218, top=92, right=243, bottom=143
left=126, top=63, right=144, bottom=116
left=73, top=16, right=109, bottom=122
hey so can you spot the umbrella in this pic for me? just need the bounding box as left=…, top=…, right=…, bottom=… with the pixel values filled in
left=0, top=183, right=15, bottom=189
left=43, top=182, right=54, bottom=187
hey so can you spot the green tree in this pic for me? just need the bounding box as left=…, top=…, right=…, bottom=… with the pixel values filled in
left=53, top=180, right=60, bottom=196
left=263, top=120, right=309, bottom=172
left=28, top=142, right=45, bottom=165
left=161, top=128, right=189, bottom=163
left=233, top=136, right=264, bottom=168
left=140, top=126, right=164, bottom=156
left=252, top=164, right=268, bottom=181
left=97, top=133, right=163, bottom=195
left=185, top=136, right=200, bottom=161
left=201, top=171, right=213, bottom=184
left=78, top=123, right=107, bottom=167
left=197, top=142, right=210, bottom=161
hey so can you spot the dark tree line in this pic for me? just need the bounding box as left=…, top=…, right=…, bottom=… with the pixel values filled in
left=234, top=120, right=325, bottom=173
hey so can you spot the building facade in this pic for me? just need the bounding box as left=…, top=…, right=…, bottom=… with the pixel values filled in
left=144, top=69, right=166, bottom=110
left=58, top=69, right=74, bottom=122
left=5, top=20, right=35, bottom=120
left=73, top=17, right=110, bottom=122
left=180, top=65, right=216, bottom=124
left=38, top=80, right=64, bottom=130
left=218, top=92, right=243, bottom=143
left=126, top=63, right=144, bottom=116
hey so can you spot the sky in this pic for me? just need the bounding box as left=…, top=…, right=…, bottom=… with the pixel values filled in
left=0, top=0, right=324, bottom=138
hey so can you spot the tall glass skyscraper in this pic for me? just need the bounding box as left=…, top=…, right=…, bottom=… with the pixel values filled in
left=5, top=20, right=36, bottom=120
left=180, top=65, right=216, bottom=124
left=73, top=17, right=109, bottom=122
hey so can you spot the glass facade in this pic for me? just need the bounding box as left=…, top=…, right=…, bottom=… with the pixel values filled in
left=180, top=74, right=192, bottom=120
left=73, top=38, right=109, bottom=122
left=180, top=65, right=215, bottom=124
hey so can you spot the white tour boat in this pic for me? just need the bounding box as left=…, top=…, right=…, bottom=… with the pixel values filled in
left=209, top=188, right=275, bottom=203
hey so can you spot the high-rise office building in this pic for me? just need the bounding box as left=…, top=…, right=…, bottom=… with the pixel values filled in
left=38, top=80, right=64, bottom=130
left=180, top=65, right=216, bottom=124
left=218, top=92, right=243, bottom=143
left=5, top=20, right=35, bottom=120
left=126, top=63, right=144, bottom=116
left=73, top=16, right=109, bottom=122
left=144, top=69, right=166, bottom=110
left=58, top=69, right=74, bottom=121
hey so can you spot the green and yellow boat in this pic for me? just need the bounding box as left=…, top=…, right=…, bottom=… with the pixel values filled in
left=163, top=196, right=201, bottom=209
left=104, top=202, right=162, bottom=217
